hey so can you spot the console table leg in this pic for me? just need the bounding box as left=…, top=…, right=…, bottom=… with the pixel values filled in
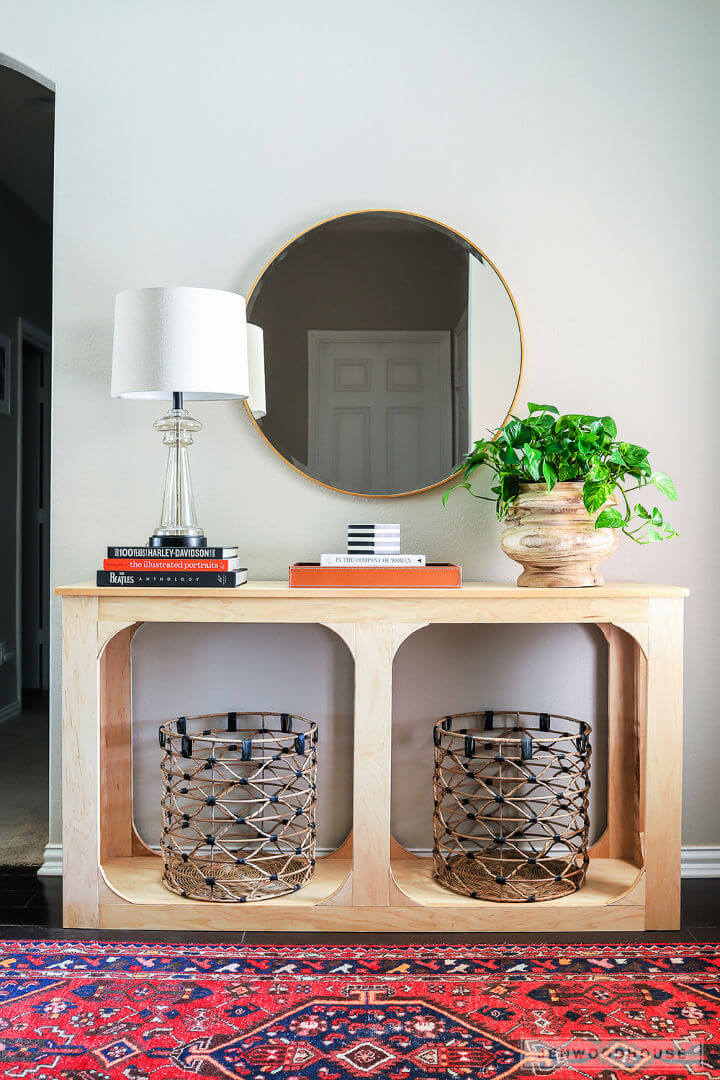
left=352, top=623, right=395, bottom=906
left=644, top=598, right=684, bottom=930
left=62, top=596, right=101, bottom=928
left=349, top=622, right=426, bottom=908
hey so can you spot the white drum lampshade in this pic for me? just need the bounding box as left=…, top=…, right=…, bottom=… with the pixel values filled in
left=247, top=323, right=266, bottom=419
left=111, top=286, right=249, bottom=400
left=110, top=285, right=249, bottom=548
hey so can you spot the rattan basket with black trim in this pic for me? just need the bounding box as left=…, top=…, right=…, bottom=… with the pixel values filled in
left=159, top=711, right=317, bottom=902
left=433, top=710, right=591, bottom=902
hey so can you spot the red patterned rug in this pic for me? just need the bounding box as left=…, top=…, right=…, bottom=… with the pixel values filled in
left=0, top=940, right=718, bottom=1077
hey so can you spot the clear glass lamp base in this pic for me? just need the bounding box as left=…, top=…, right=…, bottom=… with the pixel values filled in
left=149, top=405, right=207, bottom=549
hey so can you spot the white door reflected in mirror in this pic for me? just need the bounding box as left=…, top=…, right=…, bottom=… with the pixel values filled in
left=308, top=330, right=452, bottom=495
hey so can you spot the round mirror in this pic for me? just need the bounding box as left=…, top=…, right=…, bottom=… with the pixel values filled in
left=247, top=210, right=522, bottom=497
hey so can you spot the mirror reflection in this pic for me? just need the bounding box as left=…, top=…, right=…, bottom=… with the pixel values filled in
left=247, top=211, right=522, bottom=496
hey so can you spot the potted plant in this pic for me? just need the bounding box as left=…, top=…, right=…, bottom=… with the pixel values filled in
left=443, top=404, right=678, bottom=587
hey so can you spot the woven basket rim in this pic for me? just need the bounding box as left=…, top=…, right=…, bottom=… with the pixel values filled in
left=159, top=710, right=317, bottom=743
left=434, top=710, right=591, bottom=742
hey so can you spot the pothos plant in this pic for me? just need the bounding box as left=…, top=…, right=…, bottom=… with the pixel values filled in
left=443, top=404, right=678, bottom=544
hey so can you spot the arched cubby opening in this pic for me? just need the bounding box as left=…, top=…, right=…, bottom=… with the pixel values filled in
left=391, top=622, right=609, bottom=855
left=131, top=622, right=354, bottom=858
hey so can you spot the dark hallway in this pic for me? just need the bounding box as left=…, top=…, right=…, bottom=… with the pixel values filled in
left=0, top=63, right=53, bottom=870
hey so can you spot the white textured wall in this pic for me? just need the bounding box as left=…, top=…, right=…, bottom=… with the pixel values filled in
left=0, top=0, right=717, bottom=852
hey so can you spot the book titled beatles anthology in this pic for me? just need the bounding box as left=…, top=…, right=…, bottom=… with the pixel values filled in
left=97, top=569, right=247, bottom=588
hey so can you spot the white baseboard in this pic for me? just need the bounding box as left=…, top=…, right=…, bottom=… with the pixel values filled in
left=37, top=843, right=720, bottom=878
left=680, top=845, right=720, bottom=878
left=37, top=843, right=62, bottom=877
left=0, top=700, right=21, bottom=725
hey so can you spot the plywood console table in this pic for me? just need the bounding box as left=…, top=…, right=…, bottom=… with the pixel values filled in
left=57, top=581, right=686, bottom=932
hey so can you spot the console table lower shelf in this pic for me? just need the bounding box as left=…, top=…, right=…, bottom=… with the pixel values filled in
left=98, top=852, right=645, bottom=932
left=57, top=580, right=686, bottom=932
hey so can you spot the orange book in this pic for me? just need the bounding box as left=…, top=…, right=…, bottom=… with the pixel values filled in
left=288, top=563, right=462, bottom=588
left=104, top=558, right=238, bottom=572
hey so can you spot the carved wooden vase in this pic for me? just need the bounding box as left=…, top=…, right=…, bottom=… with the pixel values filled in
left=500, top=481, right=618, bottom=587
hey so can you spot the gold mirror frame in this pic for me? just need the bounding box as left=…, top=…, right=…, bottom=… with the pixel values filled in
left=244, top=209, right=524, bottom=498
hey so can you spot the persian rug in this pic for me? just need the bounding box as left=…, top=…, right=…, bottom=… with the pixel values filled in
left=0, top=939, right=718, bottom=1077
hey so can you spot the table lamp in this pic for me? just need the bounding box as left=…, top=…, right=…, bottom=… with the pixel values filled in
left=111, top=286, right=249, bottom=548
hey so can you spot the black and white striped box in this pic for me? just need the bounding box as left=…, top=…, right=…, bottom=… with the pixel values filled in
left=347, top=523, right=401, bottom=554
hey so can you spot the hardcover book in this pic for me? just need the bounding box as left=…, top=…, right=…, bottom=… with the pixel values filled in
left=107, top=546, right=238, bottom=559
left=289, top=563, right=461, bottom=588
left=320, top=554, right=426, bottom=567
left=97, top=570, right=247, bottom=588
left=104, top=558, right=240, bottom=572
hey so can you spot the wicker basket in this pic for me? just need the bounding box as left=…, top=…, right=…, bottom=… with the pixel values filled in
left=433, top=710, right=590, bottom=902
left=159, top=711, right=317, bottom=902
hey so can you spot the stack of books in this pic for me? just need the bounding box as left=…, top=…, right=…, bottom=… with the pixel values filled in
left=290, top=525, right=461, bottom=588
left=97, top=546, right=248, bottom=588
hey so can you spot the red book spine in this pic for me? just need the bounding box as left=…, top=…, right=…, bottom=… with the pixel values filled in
left=104, top=558, right=235, bottom=572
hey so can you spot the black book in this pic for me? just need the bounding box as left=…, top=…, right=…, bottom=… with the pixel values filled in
left=107, top=546, right=238, bottom=559
left=97, top=570, right=247, bottom=588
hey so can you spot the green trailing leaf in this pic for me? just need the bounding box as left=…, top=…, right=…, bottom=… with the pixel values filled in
left=595, top=508, right=625, bottom=529
left=583, top=479, right=612, bottom=514
left=522, top=444, right=542, bottom=480
left=650, top=471, right=678, bottom=501
left=442, top=481, right=483, bottom=507
left=586, top=460, right=611, bottom=482
left=542, top=459, right=557, bottom=490
left=558, top=461, right=579, bottom=481
left=441, top=402, right=677, bottom=544
left=578, top=435, right=599, bottom=458
left=545, top=439, right=568, bottom=455
left=462, top=459, right=486, bottom=483
left=503, top=418, right=526, bottom=445
left=526, top=411, right=556, bottom=434
left=618, top=442, right=650, bottom=467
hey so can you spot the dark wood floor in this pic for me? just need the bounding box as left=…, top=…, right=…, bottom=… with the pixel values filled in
left=0, top=867, right=717, bottom=944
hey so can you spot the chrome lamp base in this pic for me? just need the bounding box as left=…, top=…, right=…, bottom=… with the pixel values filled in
left=149, top=392, right=207, bottom=549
